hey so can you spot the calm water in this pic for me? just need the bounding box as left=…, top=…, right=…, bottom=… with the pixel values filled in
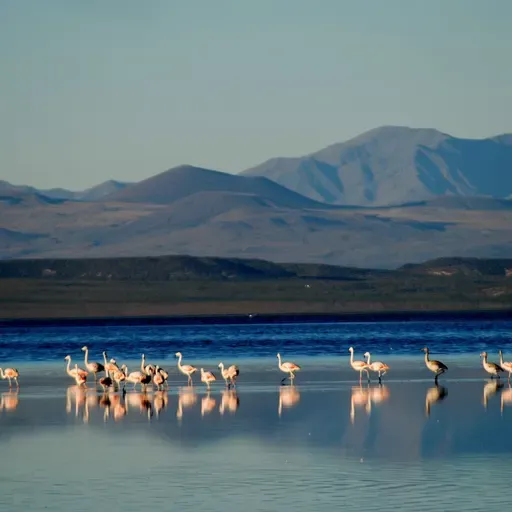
left=1, top=319, right=512, bottom=511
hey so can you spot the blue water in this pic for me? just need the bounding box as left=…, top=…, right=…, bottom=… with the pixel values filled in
left=2, top=319, right=512, bottom=511
left=1, top=319, right=512, bottom=362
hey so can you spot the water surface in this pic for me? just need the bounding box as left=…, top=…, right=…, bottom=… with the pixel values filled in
left=1, top=320, right=511, bottom=511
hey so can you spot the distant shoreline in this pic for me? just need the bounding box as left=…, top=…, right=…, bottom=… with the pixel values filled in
left=1, top=308, right=511, bottom=329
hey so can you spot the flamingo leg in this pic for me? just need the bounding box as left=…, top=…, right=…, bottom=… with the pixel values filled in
left=15, top=377, right=19, bottom=388
left=7, top=377, right=11, bottom=388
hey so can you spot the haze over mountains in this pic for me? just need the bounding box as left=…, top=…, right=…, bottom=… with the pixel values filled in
left=2, top=126, right=512, bottom=268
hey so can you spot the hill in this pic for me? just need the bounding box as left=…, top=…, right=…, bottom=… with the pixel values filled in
left=0, top=255, right=511, bottom=320
left=241, top=126, right=512, bottom=206
left=105, top=164, right=326, bottom=209
left=1, top=188, right=512, bottom=267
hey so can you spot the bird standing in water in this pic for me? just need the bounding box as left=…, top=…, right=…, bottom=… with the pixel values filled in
left=421, top=347, right=448, bottom=383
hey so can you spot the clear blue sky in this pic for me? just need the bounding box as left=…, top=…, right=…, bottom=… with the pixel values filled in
left=1, top=0, right=511, bottom=190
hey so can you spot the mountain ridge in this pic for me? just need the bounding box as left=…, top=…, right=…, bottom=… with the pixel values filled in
left=241, top=126, right=512, bottom=206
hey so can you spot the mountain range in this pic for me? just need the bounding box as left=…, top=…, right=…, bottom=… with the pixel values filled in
left=1, top=126, right=512, bottom=268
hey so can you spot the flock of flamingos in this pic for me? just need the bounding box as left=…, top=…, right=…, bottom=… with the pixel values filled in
left=2, top=346, right=512, bottom=422
left=2, top=344, right=512, bottom=391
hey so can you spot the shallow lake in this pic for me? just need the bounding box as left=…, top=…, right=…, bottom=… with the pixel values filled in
left=1, top=320, right=511, bottom=511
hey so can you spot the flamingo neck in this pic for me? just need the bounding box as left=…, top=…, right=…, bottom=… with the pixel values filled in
left=0, top=368, right=4, bottom=379
left=349, top=351, right=354, bottom=364
left=500, top=352, right=504, bottom=365
left=84, top=349, right=89, bottom=365
left=66, top=358, right=72, bottom=374
left=482, top=354, right=488, bottom=364
left=141, top=355, right=146, bottom=372
left=177, top=354, right=183, bottom=368
left=366, top=353, right=371, bottom=365
left=424, top=352, right=430, bottom=364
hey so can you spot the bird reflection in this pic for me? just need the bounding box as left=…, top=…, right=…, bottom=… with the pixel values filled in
left=483, top=380, right=503, bottom=410
left=64, top=387, right=167, bottom=422
left=500, top=383, right=512, bottom=416
left=278, top=384, right=300, bottom=417
left=1, top=391, right=19, bottom=412
left=425, top=384, right=448, bottom=418
left=154, top=390, right=169, bottom=419
left=126, top=391, right=153, bottom=420
left=219, top=389, right=239, bottom=415
left=350, top=385, right=370, bottom=424
left=66, top=385, right=89, bottom=422
left=177, top=386, right=198, bottom=420
left=201, top=392, right=217, bottom=417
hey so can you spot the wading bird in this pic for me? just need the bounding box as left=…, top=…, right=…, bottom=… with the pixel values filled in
left=64, top=355, right=88, bottom=380
left=218, top=362, right=239, bottom=388
left=175, top=352, right=197, bottom=385
left=348, top=347, right=369, bottom=382
left=277, top=353, right=301, bottom=383
left=200, top=368, right=216, bottom=390
left=363, top=352, right=390, bottom=383
left=73, top=364, right=87, bottom=387
left=480, top=352, right=504, bottom=379
left=498, top=350, right=512, bottom=380
left=421, top=347, right=448, bottom=383
left=0, top=367, right=19, bottom=388
left=81, top=346, right=104, bottom=381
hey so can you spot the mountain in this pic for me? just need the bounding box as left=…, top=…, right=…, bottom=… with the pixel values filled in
left=0, top=179, right=129, bottom=201
left=106, top=164, right=325, bottom=209
left=241, top=126, right=512, bottom=206
left=76, top=180, right=129, bottom=201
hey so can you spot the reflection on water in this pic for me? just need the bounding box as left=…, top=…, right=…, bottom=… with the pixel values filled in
left=482, top=380, right=504, bottom=410
left=4, top=364, right=512, bottom=511
left=425, top=385, right=448, bottom=418
left=177, top=385, right=198, bottom=420
left=219, top=389, right=239, bottom=415
left=278, top=384, right=300, bottom=417
left=0, top=391, right=19, bottom=412
left=201, top=392, right=217, bottom=416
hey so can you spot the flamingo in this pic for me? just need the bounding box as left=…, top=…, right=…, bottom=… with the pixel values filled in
left=498, top=350, right=512, bottom=380
left=81, top=346, right=104, bottom=380
left=64, top=355, right=88, bottom=380
left=0, top=367, right=19, bottom=388
left=123, top=366, right=146, bottom=390
left=200, top=368, right=216, bottom=390
left=218, top=362, right=239, bottom=388
left=175, top=352, right=197, bottom=385
left=480, top=351, right=504, bottom=379
left=348, top=347, right=369, bottom=382
left=157, top=366, right=170, bottom=388
left=73, top=364, right=87, bottom=387
left=112, top=365, right=127, bottom=390
left=421, top=347, right=448, bottom=383
left=363, top=352, right=390, bottom=383
left=277, top=353, right=301, bottom=383
left=153, top=366, right=166, bottom=391
left=141, top=354, right=156, bottom=376
left=102, top=352, right=119, bottom=374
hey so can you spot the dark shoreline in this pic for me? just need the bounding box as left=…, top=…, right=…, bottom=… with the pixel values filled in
left=1, top=308, right=511, bottom=329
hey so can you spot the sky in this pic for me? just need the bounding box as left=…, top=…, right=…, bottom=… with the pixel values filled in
left=1, top=0, right=511, bottom=190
